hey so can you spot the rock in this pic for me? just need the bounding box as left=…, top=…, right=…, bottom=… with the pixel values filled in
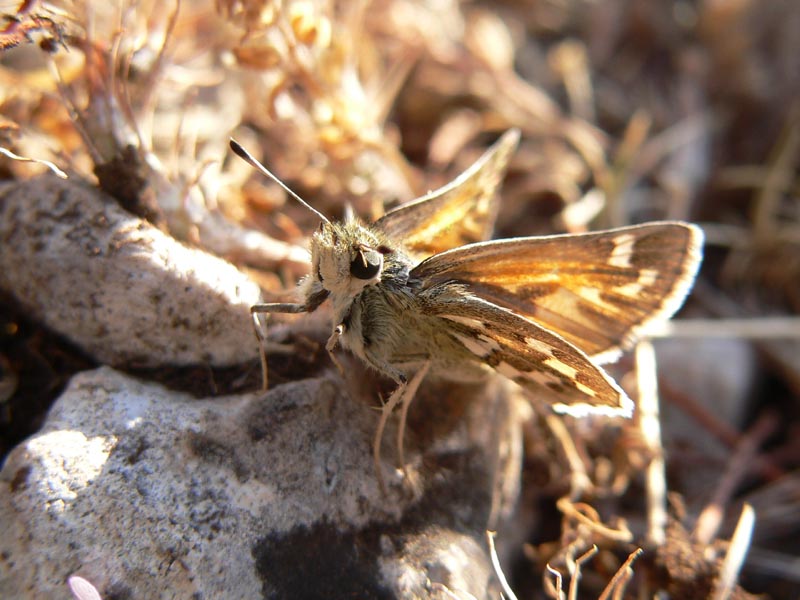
left=655, top=337, right=756, bottom=502
left=0, top=366, right=524, bottom=599
left=0, top=175, right=262, bottom=367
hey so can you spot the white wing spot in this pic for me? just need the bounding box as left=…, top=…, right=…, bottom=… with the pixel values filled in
left=614, top=282, right=643, bottom=297
left=452, top=333, right=492, bottom=358
left=496, top=361, right=523, bottom=379
left=535, top=372, right=562, bottom=386
left=638, top=268, right=658, bottom=286
left=525, top=337, right=554, bottom=356
left=514, top=366, right=564, bottom=387
left=609, top=233, right=635, bottom=268
left=614, top=268, right=660, bottom=297
left=441, top=315, right=486, bottom=329
left=579, top=287, right=619, bottom=312
left=544, top=357, right=578, bottom=379
left=553, top=392, right=633, bottom=418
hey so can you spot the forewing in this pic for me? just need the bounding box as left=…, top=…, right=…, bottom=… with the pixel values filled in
left=373, top=129, right=519, bottom=259
left=414, top=222, right=703, bottom=362
left=421, top=288, right=633, bottom=417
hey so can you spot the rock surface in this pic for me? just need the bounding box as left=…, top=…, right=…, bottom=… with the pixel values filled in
left=0, top=175, right=262, bottom=367
left=655, top=337, right=756, bottom=503
left=0, top=366, right=524, bottom=599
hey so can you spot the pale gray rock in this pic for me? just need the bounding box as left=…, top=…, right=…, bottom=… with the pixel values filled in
left=656, top=337, right=755, bottom=439
left=0, top=366, right=524, bottom=599
left=655, top=337, right=756, bottom=502
left=0, top=175, right=262, bottom=367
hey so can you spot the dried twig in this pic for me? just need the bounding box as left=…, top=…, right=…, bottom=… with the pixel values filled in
left=659, top=378, right=785, bottom=481
left=542, top=410, right=592, bottom=498
left=556, top=498, right=633, bottom=543
left=752, top=105, right=800, bottom=242
left=712, top=504, right=756, bottom=600
left=648, top=317, right=800, bottom=339
left=597, top=548, right=643, bottom=600
left=0, top=146, right=67, bottom=178
left=545, top=563, right=565, bottom=600
left=636, top=340, right=667, bottom=546
left=694, top=413, right=777, bottom=544
left=568, top=545, right=598, bottom=600
left=487, top=531, right=519, bottom=600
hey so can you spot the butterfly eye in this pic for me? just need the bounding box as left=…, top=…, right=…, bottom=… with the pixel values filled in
left=350, top=248, right=382, bottom=280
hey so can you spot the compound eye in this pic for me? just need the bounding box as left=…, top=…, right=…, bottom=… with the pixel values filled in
left=350, top=248, right=382, bottom=280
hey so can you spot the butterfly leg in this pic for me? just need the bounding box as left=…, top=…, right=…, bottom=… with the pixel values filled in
left=396, top=360, right=431, bottom=476
left=324, top=323, right=347, bottom=377
left=373, top=381, right=404, bottom=493
left=250, top=303, right=308, bottom=391
left=371, top=362, right=429, bottom=493
left=365, top=354, right=410, bottom=493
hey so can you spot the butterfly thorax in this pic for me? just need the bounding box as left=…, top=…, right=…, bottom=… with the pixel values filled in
left=303, top=220, right=445, bottom=372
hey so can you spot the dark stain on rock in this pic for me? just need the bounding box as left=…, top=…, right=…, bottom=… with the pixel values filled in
left=103, top=581, right=134, bottom=600
left=253, top=521, right=392, bottom=600
left=252, top=448, right=494, bottom=599
left=9, top=465, right=31, bottom=492
left=112, top=433, right=149, bottom=465
left=187, top=431, right=250, bottom=481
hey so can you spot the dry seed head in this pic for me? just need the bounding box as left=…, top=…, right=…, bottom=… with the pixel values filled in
left=465, top=11, right=514, bottom=71
left=233, top=43, right=283, bottom=69
left=288, top=2, right=331, bottom=48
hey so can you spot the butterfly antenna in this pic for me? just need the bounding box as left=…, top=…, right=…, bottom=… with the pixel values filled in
left=229, top=139, right=330, bottom=224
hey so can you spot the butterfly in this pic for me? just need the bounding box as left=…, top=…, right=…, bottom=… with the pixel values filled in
left=231, top=129, right=704, bottom=491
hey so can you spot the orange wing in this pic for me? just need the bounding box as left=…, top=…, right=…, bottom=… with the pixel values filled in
left=419, top=285, right=633, bottom=417
left=414, top=222, right=704, bottom=362
left=374, top=129, right=519, bottom=259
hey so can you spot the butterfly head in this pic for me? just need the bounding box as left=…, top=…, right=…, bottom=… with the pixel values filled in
left=311, top=221, right=388, bottom=296
left=228, top=138, right=398, bottom=298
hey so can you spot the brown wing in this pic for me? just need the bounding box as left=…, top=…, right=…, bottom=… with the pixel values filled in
left=414, top=222, right=704, bottom=362
left=419, top=285, right=633, bottom=416
left=373, top=129, right=519, bottom=259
